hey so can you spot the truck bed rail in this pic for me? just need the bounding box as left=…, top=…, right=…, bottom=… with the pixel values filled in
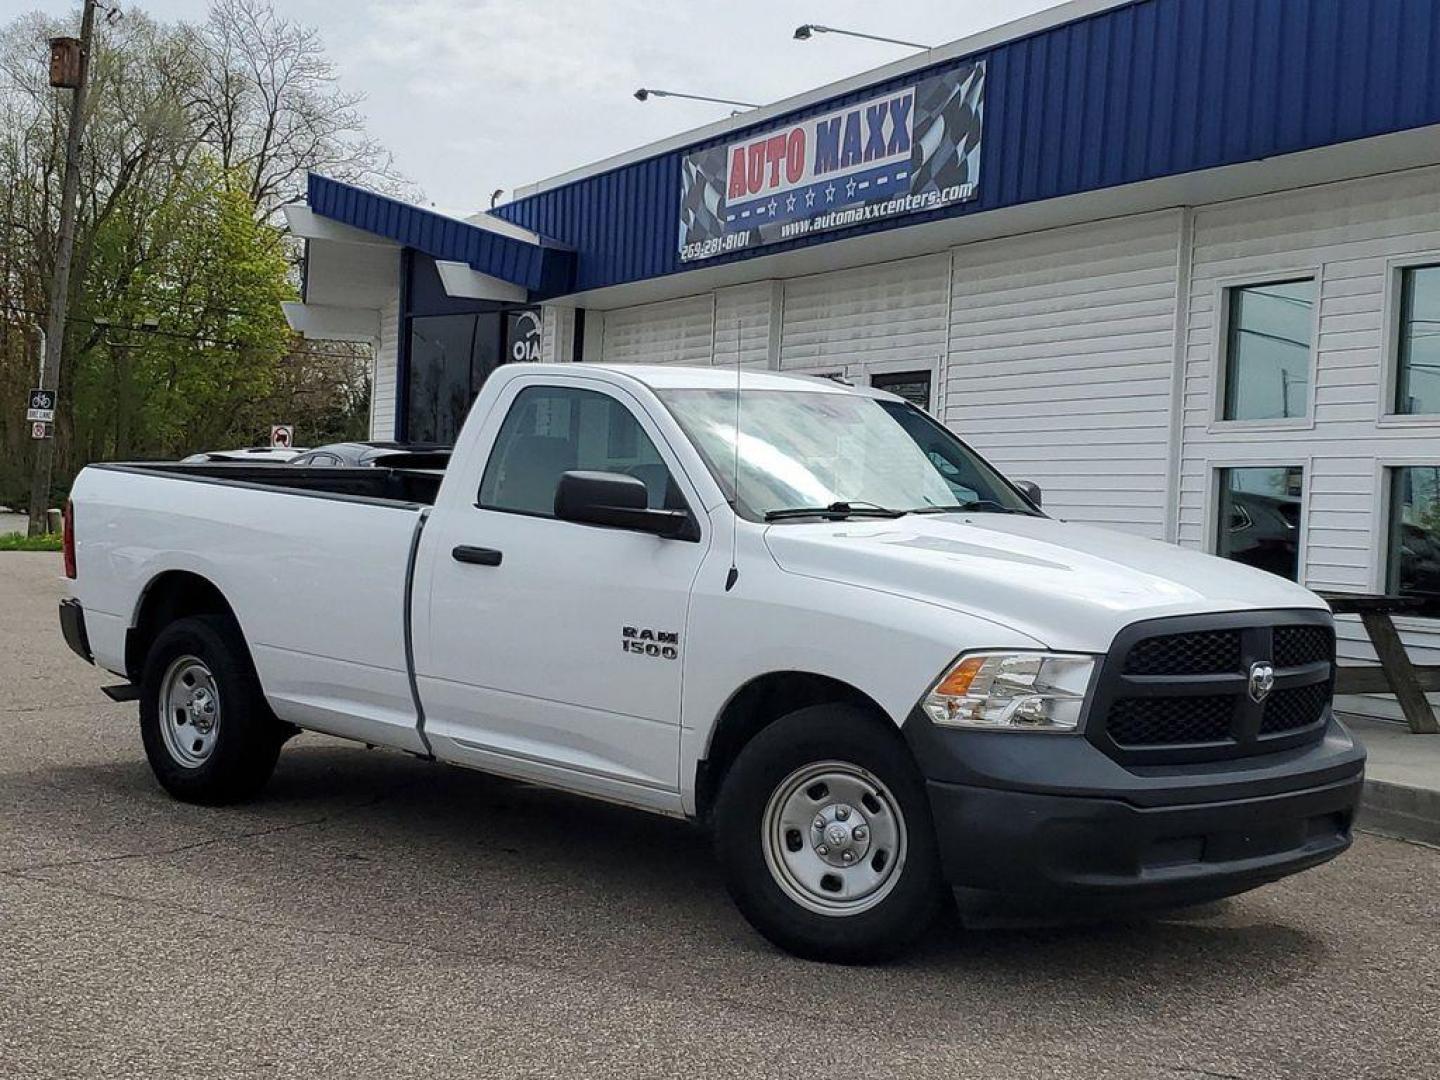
left=91, top=462, right=443, bottom=508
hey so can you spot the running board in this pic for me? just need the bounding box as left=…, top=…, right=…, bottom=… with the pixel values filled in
left=101, top=683, right=140, bottom=702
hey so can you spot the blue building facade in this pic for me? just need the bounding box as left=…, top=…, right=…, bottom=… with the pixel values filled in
left=480, top=0, right=1440, bottom=297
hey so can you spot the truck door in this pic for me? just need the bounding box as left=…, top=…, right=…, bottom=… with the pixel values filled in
left=414, top=375, right=709, bottom=807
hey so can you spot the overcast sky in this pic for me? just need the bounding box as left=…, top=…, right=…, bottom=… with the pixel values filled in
left=7, top=0, right=1069, bottom=214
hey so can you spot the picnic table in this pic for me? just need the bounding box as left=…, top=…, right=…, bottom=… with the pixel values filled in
left=1320, top=592, right=1439, bottom=734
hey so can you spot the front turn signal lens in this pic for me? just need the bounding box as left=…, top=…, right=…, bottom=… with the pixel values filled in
left=932, top=655, right=987, bottom=698
left=922, top=651, right=1097, bottom=732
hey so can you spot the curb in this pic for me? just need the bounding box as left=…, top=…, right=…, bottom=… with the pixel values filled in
left=1358, top=778, right=1440, bottom=848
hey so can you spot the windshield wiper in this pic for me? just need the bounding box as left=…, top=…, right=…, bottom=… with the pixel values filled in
left=764, top=501, right=908, bottom=522
left=911, top=500, right=1027, bottom=515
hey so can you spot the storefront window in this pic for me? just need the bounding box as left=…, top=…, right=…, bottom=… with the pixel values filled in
left=1215, top=466, right=1303, bottom=580
left=1221, top=279, right=1315, bottom=421
left=870, top=370, right=933, bottom=412
left=1388, top=467, right=1440, bottom=615
left=1395, top=265, right=1440, bottom=415
left=405, top=313, right=501, bottom=445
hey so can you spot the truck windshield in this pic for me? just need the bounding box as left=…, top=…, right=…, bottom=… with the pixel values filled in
left=657, top=389, right=1037, bottom=522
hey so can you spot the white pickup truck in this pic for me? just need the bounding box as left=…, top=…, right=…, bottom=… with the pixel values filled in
left=60, top=363, right=1364, bottom=961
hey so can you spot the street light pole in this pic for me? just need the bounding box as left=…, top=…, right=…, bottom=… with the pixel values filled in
left=27, top=0, right=98, bottom=537
left=792, top=24, right=932, bottom=50
left=633, top=88, right=760, bottom=110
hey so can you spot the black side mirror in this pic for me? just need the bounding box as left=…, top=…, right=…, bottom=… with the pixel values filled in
left=554, top=471, right=697, bottom=540
left=1016, top=480, right=1042, bottom=508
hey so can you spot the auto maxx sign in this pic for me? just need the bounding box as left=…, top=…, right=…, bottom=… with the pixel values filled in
left=678, top=59, right=984, bottom=263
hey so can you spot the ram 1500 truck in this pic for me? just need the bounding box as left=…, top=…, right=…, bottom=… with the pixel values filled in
left=60, top=363, right=1365, bottom=961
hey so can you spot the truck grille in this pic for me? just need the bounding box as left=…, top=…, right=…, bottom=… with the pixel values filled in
left=1106, top=695, right=1234, bottom=745
left=1088, top=612, right=1334, bottom=764
left=1273, top=625, right=1332, bottom=669
left=1124, top=629, right=1239, bottom=675
left=1261, top=681, right=1331, bottom=735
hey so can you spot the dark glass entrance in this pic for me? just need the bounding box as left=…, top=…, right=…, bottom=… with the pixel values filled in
left=399, top=252, right=541, bottom=445
left=406, top=312, right=504, bottom=445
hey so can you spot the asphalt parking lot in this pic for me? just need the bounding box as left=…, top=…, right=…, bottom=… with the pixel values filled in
left=3, top=553, right=1439, bottom=1079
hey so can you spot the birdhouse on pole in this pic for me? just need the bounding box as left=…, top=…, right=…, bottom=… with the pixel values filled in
left=48, top=37, right=84, bottom=89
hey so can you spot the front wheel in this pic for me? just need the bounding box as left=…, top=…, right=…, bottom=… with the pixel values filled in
left=713, top=704, right=946, bottom=962
left=139, top=615, right=284, bottom=805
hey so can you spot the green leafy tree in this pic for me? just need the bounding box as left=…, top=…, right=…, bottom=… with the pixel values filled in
left=68, top=164, right=295, bottom=460
left=0, top=1, right=400, bottom=505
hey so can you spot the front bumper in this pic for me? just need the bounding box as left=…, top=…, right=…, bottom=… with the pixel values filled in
left=59, top=598, right=92, bottom=665
left=904, top=712, right=1365, bottom=917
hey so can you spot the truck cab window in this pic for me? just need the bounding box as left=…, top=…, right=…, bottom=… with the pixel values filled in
left=478, top=385, right=680, bottom=516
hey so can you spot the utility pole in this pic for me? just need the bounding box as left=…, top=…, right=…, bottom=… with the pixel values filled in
left=27, top=0, right=98, bottom=536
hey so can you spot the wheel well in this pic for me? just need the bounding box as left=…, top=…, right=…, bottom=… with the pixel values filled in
left=125, top=571, right=239, bottom=681
left=695, top=672, right=890, bottom=822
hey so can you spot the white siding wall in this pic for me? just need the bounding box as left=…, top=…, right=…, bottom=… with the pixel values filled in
left=600, top=295, right=714, bottom=365
left=370, top=293, right=400, bottom=440
left=1177, top=167, right=1440, bottom=720
left=944, top=212, right=1182, bottom=538
left=713, top=282, right=776, bottom=368
left=779, top=255, right=950, bottom=372
left=580, top=171, right=1439, bottom=723
left=540, top=305, right=576, bottom=364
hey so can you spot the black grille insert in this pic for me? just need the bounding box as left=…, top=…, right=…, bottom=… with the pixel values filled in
left=1261, top=681, right=1330, bottom=735
left=1107, top=695, right=1235, bottom=746
left=1124, top=630, right=1241, bottom=675
left=1274, top=625, right=1333, bottom=668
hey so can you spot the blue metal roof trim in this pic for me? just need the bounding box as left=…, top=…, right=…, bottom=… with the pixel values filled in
left=495, top=0, right=1440, bottom=297
left=306, top=174, right=574, bottom=296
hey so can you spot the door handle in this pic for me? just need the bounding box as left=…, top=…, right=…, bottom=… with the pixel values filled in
left=452, top=545, right=503, bottom=567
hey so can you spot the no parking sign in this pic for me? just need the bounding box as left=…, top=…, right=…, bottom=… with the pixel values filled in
left=270, top=425, right=294, bottom=449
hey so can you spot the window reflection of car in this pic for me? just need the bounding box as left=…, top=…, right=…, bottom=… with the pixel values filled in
left=1226, top=490, right=1300, bottom=578
left=1396, top=519, right=1440, bottom=606
left=288, top=441, right=451, bottom=468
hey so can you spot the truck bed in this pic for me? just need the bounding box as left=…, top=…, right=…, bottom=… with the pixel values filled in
left=70, top=459, right=434, bottom=754
left=92, top=460, right=445, bottom=506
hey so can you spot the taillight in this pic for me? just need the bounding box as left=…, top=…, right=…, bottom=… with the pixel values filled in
left=63, top=499, right=76, bottom=579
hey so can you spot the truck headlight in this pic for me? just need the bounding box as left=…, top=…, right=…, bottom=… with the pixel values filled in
left=921, top=652, right=1097, bottom=732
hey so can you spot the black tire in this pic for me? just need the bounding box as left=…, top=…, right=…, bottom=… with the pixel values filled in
left=139, top=614, right=284, bottom=805
left=713, top=704, right=946, bottom=963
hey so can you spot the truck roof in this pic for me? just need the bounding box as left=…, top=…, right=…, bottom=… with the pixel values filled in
left=519, top=363, right=903, bottom=399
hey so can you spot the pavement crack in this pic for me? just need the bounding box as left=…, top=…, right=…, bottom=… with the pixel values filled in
left=1, top=701, right=111, bottom=714
left=0, top=779, right=417, bottom=875
left=3, top=816, right=332, bottom=874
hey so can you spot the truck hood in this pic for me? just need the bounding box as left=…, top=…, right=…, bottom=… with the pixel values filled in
left=763, top=513, right=1327, bottom=653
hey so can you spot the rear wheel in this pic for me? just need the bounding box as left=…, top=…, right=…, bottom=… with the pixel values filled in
left=139, top=615, right=284, bottom=804
left=714, top=704, right=946, bottom=962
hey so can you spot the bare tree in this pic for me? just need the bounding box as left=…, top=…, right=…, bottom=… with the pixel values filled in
left=186, top=0, right=407, bottom=217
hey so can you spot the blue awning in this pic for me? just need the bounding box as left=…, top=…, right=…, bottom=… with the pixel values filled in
left=306, top=173, right=574, bottom=297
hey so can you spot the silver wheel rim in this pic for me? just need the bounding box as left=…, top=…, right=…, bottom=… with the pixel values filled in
left=761, top=760, right=907, bottom=917
left=158, top=655, right=221, bottom=768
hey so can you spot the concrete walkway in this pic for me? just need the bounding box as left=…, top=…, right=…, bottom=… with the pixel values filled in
left=1349, top=715, right=1440, bottom=847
